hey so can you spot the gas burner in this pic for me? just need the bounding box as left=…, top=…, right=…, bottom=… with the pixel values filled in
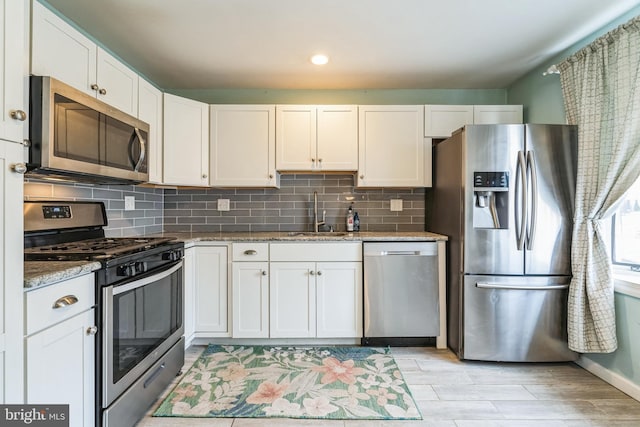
left=24, top=237, right=176, bottom=261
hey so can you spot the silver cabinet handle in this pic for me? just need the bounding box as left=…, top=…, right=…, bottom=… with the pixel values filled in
left=86, top=326, right=98, bottom=335
left=309, top=270, right=315, bottom=275
left=311, top=158, right=315, bottom=163
left=359, top=175, right=364, bottom=179
left=52, top=295, right=78, bottom=309
left=11, top=163, right=27, bottom=174
left=318, top=158, right=322, bottom=163
left=10, top=110, right=27, bottom=121
left=317, top=271, right=322, bottom=276
left=99, top=88, right=107, bottom=95
left=244, top=249, right=257, bottom=255
left=261, top=270, right=267, bottom=276
left=202, top=173, right=208, bottom=179
left=90, top=84, right=99, bottom=91
left=269, top=174, right=274, bottom=179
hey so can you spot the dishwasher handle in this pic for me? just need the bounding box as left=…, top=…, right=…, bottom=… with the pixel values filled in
left=371, top=250, right=432, bottom=256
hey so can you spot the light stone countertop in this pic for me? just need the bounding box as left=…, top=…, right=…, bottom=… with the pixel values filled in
left=24, top=260, right=102, bottom=290
left=153, top=231, right=448, bottom=244
left=23, top=231, right=447, bottom=288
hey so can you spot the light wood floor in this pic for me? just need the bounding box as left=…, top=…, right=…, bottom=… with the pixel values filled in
left=136, top=345, right=640, bottom=427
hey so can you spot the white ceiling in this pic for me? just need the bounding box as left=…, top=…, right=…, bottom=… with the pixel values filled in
left=44, top=0, right=640, bottom=90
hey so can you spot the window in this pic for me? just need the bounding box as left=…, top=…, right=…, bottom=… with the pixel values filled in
left=611, top=177, right=640, bottom=271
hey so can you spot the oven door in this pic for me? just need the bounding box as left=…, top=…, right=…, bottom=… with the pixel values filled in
left=102, top=261, right=184, bottom=408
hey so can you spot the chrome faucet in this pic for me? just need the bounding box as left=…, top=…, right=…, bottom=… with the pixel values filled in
left=313, top=191, right=326, bottom=232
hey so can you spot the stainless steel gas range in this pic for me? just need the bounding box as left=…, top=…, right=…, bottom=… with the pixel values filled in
left=24, top=201, right=185, bottom=427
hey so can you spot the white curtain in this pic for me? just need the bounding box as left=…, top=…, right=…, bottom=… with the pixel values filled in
left=557, top=15, right=640, bottom=353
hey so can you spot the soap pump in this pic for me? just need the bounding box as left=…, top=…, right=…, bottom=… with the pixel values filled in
left=346, top=205, right=354, bottom=232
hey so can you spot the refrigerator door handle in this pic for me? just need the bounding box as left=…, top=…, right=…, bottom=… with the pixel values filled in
left=526, top=150, right=538, bottom=250
left=515, top=151, right=527, bottom=250
left=476, top=282, right=569, bottom=291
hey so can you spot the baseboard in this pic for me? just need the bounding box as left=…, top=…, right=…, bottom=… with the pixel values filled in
left=577, top=356, right=640, bottom=402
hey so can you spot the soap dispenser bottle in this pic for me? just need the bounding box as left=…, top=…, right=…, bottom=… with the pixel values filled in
left=346, top=205, right=354, bottom=232
left=353, top=211, right=360, bottom=231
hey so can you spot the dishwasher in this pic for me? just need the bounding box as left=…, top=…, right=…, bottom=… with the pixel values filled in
left=363, top=242, right=439, bottom=345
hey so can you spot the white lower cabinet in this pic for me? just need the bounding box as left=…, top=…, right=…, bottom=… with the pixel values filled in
left=231, top=242, right=363, bottom=340
left=269, top=261, right=362, bottom=338
left=315, top=262, right=363, bottom=338
left=270, top=262, right=317, bottom=338
left=232, top=261, right=269, bottom=338
left=25, top=274, right=96, bottom=427
left=194, top=245, right=229, bottom=335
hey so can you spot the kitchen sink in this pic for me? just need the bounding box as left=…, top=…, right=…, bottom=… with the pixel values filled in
left=286, top=232, right=350, bottom=237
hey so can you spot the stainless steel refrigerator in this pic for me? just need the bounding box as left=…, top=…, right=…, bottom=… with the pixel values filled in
left=430, top=124, right=578, bottom=362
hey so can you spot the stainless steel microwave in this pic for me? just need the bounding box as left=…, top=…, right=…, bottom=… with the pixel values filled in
left=28, top=76, right=149, bottom=184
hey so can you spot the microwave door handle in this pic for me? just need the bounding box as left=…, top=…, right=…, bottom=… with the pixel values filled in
left=128, top=128, right=146, bottom=172
left=133, top=128, right=146, bottom=172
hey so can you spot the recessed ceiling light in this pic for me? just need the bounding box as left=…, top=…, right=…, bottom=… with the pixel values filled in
left=311, top=54, right=329, bottom=65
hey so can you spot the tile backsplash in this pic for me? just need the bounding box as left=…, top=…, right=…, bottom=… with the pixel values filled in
left=164, top=174, right=425, bottom=233
left=24, top=179, right=164, bottom=237
left=24, top=174, right=426, bottom=235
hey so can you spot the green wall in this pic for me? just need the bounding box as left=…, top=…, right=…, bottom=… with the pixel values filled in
left=167, top=88, right=507, bottom=105
left=507, top=6, right=640, bottom=392
left=508, top=5, right=640, bottom=123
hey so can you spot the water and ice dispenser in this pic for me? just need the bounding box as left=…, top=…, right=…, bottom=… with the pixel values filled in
left=473, top=171, right=509, bottom=229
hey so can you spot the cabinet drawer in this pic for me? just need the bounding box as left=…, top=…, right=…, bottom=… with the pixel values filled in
left=270, top=242, right=362, bottom=262
left=232, top=243, right=269, bottom=261
left=26, top=274, right=95, bottom=335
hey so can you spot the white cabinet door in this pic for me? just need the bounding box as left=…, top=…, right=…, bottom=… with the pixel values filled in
left=276, top=105, right=316, bottom=170
left=270, top=262, right=316, bottom=338
left=358, top=105, right=425, bottom=187
left=316, top=106, right=358, bottom=171
left=194, top=246, right=228, bottom=334
left=0, top=0, right=28, bottom=144
left=276, top=105, right=358, bottom=171
left=26, top=309, right=95, bottom=427
left=473, top=105, right=523, bottom=124
left=138, top=78, right=164, bottom=184
left=210, top=105, right=277, bottom=187
left=31, top=1, right=97, bottom=96
left=31, top=2, right=138, bottom=115
left=0, top=140, right=24, bottom=403
left=424, top=105, right=473, bottom=138
left=96, top=47, right=138, bottom=116
left=183, top=247, right=195, bottom=345
left=232, top=262, right=269, bottom=338
left=163, top=93, right=210, bottom=186
left=316, top=262, right=363, bottom=338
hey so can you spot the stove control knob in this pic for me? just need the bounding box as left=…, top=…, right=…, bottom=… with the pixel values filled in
left=135, top=261, right=148, bottom=274
left=162, top=250, right=180, bottom=262
left=117, top=263, right=136, bottom=277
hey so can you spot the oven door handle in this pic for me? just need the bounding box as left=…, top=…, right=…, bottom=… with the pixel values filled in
left=112, top=262, right=182, bottom=296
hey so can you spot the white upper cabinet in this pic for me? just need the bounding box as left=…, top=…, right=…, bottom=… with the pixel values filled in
left=358, top=105, right=426, bottom=188
left=276, top=105, right=358, bottom=171
left=0, top=0, right=29, bottom=144
left=424, top=104, right=524, bottom=137
left=163, top=93, right=209, bottom=187
left=473, top=105, right=523, bottom=124
left=424, top=105, right=473, bottom=138
left=138, top=79, right=163, bottom=184
left=210, top=105, right=278, bottom=187
left=31, top=2, right=138, bottom=116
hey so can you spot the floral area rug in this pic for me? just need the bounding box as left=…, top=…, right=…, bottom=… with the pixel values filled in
left=153, top=345, right=422, bottom=420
